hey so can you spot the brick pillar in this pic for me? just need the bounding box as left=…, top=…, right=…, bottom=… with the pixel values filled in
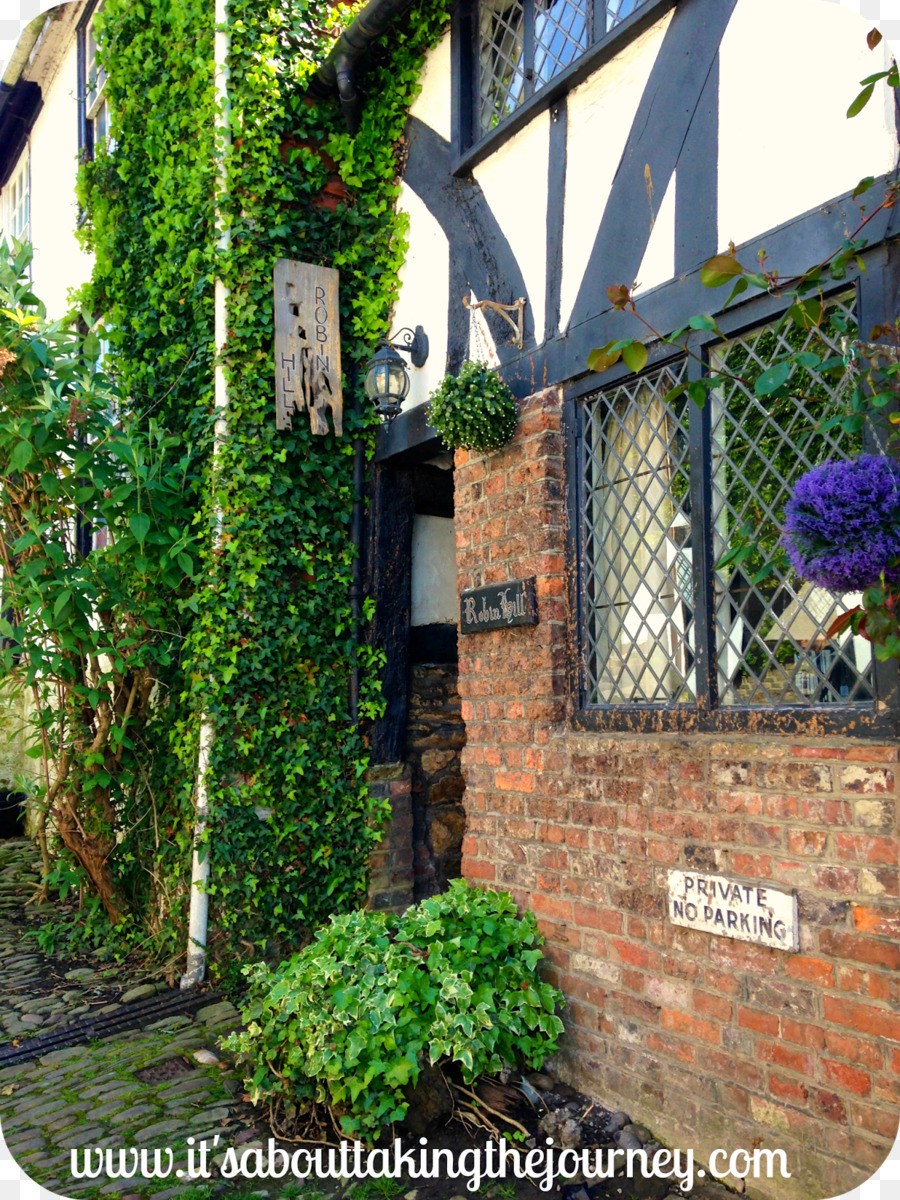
left=367, top=763, right=414, bottom=912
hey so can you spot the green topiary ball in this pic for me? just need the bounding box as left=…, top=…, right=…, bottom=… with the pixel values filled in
left=427, top=360, right=518, bottom=453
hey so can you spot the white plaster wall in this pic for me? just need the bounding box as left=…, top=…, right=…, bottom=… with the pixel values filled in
left=27, top=41, right=92, bottom=317
left=560, top=12, right=674, bottom=332
left=718, top=0, right=898, bottom=251
left=634, top=171, right=675, bottom=296
left=408, top=27, right=452, bottom=142
left=411, top=514, right=458, bottom=626
left=472, top=110, right=550, bottom=344
left=393, top=182, right=450, bottom=410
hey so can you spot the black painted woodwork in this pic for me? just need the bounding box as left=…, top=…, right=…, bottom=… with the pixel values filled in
left=368, top=464, right=415, bottom=763
left=393, top=0, right=900, bottom=738
left=544, top=99, right=567, bottom=342
left=568, top=0, right=737, bottom=328
left=374, top=401, right=444, bottom=464
left=404, top=118, right=537, bottom=356
left=674, top=47, right=719, bottom=273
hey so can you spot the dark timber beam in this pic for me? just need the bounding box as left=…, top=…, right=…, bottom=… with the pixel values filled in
left=374, top=403, right=445, bottom=465
left=368, top=464, right=415, bottom=763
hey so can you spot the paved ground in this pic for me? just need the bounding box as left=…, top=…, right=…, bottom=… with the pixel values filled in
left=0, top=839, right=717, bottom=1200
left=0, top=839, right=266, bottom=1200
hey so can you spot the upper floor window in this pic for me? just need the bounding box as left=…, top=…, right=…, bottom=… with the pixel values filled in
left=3, top=152, right=30, bottom=243
left=575, top=290, right=893, bottom=731
left=80, top=5, right=111, bottom=158
left=477, top=0, right=651, bottom=136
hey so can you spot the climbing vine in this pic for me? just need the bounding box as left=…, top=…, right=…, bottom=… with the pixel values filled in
left=73, top=0, right=452, bottom=978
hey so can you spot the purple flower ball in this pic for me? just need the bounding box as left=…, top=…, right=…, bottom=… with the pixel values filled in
left=782, top=454, right=900, bottom=593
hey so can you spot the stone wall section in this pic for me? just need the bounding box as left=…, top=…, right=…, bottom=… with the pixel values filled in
left=454, top=387, right=900, bottom=1200
left=406, top=663, right=467, bottom=898
left=367, top=763, right=414, bottom=913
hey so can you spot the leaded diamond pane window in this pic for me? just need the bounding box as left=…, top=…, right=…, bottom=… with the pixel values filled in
left=579, top=292, right=879, bottom=716
left=476, top=0, right=653, bottom=136
left=711, top=295, right=872, bottom=707
left=479, top=0, right=526, bottom=133
left=534, top=0, right=589, bottom=88
left=581, top=361, right=694, bottom=705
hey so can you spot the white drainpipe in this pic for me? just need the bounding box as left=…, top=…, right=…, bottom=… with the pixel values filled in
left=181, top=0, right=230, bottom=990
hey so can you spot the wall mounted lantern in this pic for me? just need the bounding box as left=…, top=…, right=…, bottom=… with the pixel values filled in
left=364, top=325, right=429, bottom=421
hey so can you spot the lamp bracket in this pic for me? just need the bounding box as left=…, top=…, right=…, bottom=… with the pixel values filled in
left=462, top=295, right=526, bottom=350
left=386, top=325, right=429, bottom=368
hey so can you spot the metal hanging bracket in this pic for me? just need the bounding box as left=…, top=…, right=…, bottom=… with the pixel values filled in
left=462, top=294, right=527, bottom=350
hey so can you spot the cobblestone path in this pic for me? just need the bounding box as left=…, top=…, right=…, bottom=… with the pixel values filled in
left=0, top=840, right=267, bottom=1200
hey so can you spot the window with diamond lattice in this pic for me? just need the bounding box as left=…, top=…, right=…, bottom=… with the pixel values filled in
left=579, top=295, right=877, bottom=714
left=476, top=0, right=651, bottom=136
left=581, top=361, right=694, bottom=705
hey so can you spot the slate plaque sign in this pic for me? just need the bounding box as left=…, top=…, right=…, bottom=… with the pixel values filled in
left=459, top=578, right=538, bottom=633
left=274, top=259, right=343, bottom=436
left=667, top=869, right=800, bottom=952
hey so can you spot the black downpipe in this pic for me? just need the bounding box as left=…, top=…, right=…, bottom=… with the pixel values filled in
left=307, top=0, right=419, bottom=133
left=349, top=363, right=365, bottom=721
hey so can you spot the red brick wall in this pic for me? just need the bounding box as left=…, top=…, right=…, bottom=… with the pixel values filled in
left=454, top=387, right=900, bottom=1200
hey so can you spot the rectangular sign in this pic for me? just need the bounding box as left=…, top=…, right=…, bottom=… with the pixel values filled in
left=274, top=259, right=343, bottom=436
left=667, top=869, right=799, bottom=952
left=459, top=578, right=538, bottom=634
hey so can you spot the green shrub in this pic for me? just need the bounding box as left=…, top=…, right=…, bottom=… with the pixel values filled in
left=428, top=361, right=518, bottom=453
left=225, top=880, right=565, bottom=1140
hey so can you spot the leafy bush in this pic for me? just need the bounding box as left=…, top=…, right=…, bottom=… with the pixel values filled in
left=428, top=361, right=518, bottom=453
left=225, top=880, right=565, bottom=1139
left=0, top=241, right=198, bottom=926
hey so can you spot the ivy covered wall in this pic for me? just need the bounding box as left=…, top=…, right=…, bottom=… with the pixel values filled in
left=77, top=0, right=451, bottom=977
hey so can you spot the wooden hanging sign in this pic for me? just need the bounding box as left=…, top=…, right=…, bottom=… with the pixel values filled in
left=274, top=259, right=343, bottom=436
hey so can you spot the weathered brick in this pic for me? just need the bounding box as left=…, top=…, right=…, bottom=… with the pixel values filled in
left=738, top=1007, right=780, bottom=1038
left=823, top=1058, right=872, bottom=1096
left=757, top=1039, right=813, bottom=1074
left=786, top=955, right=835, bottom=988
left=769, top=1072, right=810, bottom=1106
left=660, top=1008, right=721, bottom=1044
left=852, top=904, right=900, bottom=939
left=824, top=996, right=900, bottom=1043
left=835, top=833, right=900, bottom=865
left=850, top=1100, right=900, bottom=1140
left=824, top=1029, right=884, bottom=1072
left=839, top=766, right=894, bottom=794
left=819, top=929, right=900, bottom=971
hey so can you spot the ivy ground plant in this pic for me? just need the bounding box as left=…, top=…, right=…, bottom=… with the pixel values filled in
left=225, top=880, right=565, bottom=1143
left=0, top=242, right=198, bottom=924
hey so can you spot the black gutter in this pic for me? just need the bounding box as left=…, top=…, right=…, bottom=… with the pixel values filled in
left=306, top=0, right=418, bottom=134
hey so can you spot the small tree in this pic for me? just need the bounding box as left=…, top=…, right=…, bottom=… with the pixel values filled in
left=0, top=242, right=198, bottom=922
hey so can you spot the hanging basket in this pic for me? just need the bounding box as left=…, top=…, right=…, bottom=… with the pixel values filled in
left=427, top=360, right=518, bottom=453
